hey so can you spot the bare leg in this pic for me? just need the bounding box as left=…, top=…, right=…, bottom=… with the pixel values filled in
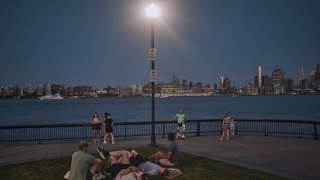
left=226, top=129, right=230, bottom=141
left=89, top=163, right=100, bottom=174
left=148, top=150, right=168, bottom=162
left=109, top=150, right=130, bottom=165
left=96, top=130, right=100, bottom=142
left=93, top=130, right=97, bottom=143
left=110, top=133, right=115, bottom=143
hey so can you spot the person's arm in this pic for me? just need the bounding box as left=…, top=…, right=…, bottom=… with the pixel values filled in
left=95, top=158, right=102, bottom=164
left=167, top=151, right=173, bottom=160
left=170, top=114, right=177, bottom=121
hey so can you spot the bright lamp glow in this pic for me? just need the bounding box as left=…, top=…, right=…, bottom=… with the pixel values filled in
left=146, top=3, right=159, bottom=18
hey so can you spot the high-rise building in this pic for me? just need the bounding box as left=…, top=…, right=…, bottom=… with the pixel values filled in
left=298, top=67, right=304, bottom=82
left=170, top=75, right=180, bottom=86
left=43, top=84, right=52, bottom=95
left=219, top=76, right=224, bottom=89
left=271, top=69, right=284, bottom=86
left=257, top=65, right=262, bottom=88
left=36, top=84, right=44, bottom=96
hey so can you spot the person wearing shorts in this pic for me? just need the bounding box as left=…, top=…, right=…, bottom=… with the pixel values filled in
left=170, top=109, right=186, bottom=139
left=106, top=150, right=148, bottom=180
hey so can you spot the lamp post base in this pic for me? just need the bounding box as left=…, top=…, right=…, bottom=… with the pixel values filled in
left=148, top=142, right=159, bottom=148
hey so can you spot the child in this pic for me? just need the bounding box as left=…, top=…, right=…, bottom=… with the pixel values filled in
left=103, top=112, right=115, bottom=144
left=229, top=117, right=236, bottom=136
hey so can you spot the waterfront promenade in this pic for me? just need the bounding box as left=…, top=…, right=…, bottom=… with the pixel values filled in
left=0, top=135, right=319, bottom=180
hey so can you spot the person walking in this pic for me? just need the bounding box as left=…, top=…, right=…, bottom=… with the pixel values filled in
left=170, top=109, right=186, bottom=139
left=220, top=113, right=231, bottom=141
left=103, top=112, right=115, bottom=144
left=91, top=112, right=102, bottom=143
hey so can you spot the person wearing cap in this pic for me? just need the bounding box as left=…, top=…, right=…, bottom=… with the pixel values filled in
left=68, top=140, right=104, bottom=180
left=103, top=112, right=115, bottom=144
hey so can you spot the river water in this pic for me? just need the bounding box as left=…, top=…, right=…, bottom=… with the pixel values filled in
left=0, top=95, right=319, bottom=126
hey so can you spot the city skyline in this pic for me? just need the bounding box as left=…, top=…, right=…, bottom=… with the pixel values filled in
left=1, top=0, right=320, bottom=88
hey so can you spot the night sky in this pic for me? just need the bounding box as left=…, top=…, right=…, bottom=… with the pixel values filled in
left=1, top=0, right=319, bottom=88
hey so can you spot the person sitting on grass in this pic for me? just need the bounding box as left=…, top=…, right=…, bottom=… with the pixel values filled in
left=148, top=133, right=179, bottom=166
left=97, top=149, right=148, bottom=180
left=68, top=140, right=104, bottom=180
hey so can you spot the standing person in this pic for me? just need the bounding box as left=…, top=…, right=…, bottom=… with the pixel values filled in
left=103, top=112, right=115, bottom=144
left=220, top=113, right=231, bottom=141
left=148, top=133, right=179, bottom=165
left=91, top=112, right=102, bottom=143
left=68, top=140, right=104, bottom=180
left=170, top=109, right=186, bottom=139
left=229, top=117, right=236, bottom=136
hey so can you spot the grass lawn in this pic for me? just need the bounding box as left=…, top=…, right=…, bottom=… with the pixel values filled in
left=0, top=147, right=287, bottom=180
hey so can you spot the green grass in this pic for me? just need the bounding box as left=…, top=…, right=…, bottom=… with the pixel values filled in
left=0, top=148, right=287, bottom=180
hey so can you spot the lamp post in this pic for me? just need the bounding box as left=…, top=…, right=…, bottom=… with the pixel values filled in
left=146, top=3, right=159, bottom=147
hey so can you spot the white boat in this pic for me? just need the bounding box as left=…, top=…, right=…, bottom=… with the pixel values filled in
left=155, top=93, right=170, bottom=98
left=38, top=94, right=64, bottom=100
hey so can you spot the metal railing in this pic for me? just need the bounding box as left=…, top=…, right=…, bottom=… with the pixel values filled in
left=0, top=119, right=319, bottom=144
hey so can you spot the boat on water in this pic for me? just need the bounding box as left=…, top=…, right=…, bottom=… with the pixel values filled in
left=38, top=94, right=64, bottom=100
left=155, top=93, right=170, bottom=98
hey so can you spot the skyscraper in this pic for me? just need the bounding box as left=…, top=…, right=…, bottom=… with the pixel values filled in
left=257, top=65, right=262, bottom=88
left=272, top=69, right=284, bottom=86
left=219, top=76, right=224, bottom=89
left=298, top=67, right=304, bottom=82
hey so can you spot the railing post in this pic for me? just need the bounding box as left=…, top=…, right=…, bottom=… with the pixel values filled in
left=162, top=123, right=165, bottom=138
left=314, top=122, right=319, bottom=140
left=124, top=125, right=127, bottom=140
left=235, top=123, right=238, bottom=135
left=83, top=124, right=86, bottom=141
left=264, top=120, right=268, bottom=136
left=196, top=121, right=200, bottom=136
left=38, top=128, right=41, bottom=144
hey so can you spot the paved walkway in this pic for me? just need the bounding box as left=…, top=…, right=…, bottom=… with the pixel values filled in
left=1, top=135, right=320, bottom=180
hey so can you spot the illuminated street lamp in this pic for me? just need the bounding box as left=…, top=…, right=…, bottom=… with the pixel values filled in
left=146, top=3, right=159, bottom=147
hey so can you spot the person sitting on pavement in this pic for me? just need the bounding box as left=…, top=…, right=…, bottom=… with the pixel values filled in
left=68, top=140, right=104, bottom=180
left=148, top=133, right=179, bottom=166
left=97, top=148, right=148, bottom=180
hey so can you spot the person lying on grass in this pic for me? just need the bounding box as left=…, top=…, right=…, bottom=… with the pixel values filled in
left=97, top=148, right=169, bottom=177
left=102, top=149, right=148, bottom=180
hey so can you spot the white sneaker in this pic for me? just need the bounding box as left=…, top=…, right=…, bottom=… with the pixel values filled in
left=103, top=141, right=108, bottom=144
left=64, top=171, right=69, bottom=179
left=97, top=174, right=106, bottom=180
left=112, top=141, right=115, bottom=144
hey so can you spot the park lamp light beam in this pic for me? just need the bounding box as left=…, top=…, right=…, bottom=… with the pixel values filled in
left=146, top=3, right=159, bottom=148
